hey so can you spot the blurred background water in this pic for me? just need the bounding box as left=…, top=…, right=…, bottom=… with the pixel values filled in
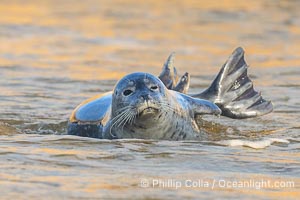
left=0, top=0, right=299, bottom=199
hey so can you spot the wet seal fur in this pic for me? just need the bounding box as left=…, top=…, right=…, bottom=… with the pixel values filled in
left=68, top=47, right=273, bottom=140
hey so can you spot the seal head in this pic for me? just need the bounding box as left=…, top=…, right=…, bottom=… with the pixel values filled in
left=107, top=72, right=170, bottom=138
left=111, top=72, right=167, bottom=116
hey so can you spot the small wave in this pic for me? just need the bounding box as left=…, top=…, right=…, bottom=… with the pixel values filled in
left=217, top=138, right=290, bottom=149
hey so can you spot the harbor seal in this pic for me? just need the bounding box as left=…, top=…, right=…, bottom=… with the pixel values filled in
left=67, top=47, right=273, bottom=139
left=106, top=72, right=221, bottom=140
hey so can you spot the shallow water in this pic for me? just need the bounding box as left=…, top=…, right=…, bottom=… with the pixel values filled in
left=0, top=0, right=299, bottom=199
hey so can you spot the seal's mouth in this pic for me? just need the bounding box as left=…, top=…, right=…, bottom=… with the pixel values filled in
left=137, top=105, right=159, bottom=116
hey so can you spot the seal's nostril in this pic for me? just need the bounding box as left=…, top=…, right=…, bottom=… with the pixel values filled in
left=140, top=94, right=150, bottom=101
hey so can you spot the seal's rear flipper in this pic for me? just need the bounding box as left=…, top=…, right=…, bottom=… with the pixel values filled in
left=158, top=53, right=190, bottom=94
left=192, top=47, right=273, bottom=119
left=174, top=72, right=190, bottom=94
left=158, top=52, right=178, bottom=89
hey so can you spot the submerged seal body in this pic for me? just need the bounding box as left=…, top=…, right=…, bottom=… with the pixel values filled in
left=68, top=47, right=273, bottom=140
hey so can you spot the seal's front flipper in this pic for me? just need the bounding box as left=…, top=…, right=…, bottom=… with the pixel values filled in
left=178, top=93, right=221, bottom=116
left=67, top=92, right=112, bottom=138
left=192, top=47, right=273, bottom=119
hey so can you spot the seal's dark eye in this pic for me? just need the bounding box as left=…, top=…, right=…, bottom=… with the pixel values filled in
left=150, top=85, right=158, bottom=90
left=123, top=89, right=133, bottom=96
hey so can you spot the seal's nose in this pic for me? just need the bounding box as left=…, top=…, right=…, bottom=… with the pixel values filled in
left=140, top=94, right=151, bottom=101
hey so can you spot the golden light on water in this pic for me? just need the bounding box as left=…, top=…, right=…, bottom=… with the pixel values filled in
left=0, top=0, right=299, bottom=199
left=1, top=0, right=299, bottom=81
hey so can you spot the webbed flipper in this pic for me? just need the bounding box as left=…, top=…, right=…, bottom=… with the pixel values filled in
left=177, top=93, right=221, bottom=116
left=173, top=72, right=190, bottom=94
left=158, top=52, right=177, bottom=89
left=158, top=53, right=190, bottom=94
left=192, top=47, right=273, bottom=119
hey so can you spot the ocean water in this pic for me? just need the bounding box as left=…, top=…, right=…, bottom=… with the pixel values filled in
left=0, top=0, right=299, bottom=199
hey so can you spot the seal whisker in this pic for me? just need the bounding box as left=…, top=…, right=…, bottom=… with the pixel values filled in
left=119, top=110, right=134, bottom=133
left=129, top=111, right=136, bottom=125
left=111, top=110, right=128, bottom=123
left=109, top=116, right=125, bottom=137
left=116, top=110, right=131, bottom=128
left=109, top=109, right=132, bottom=136
left=110, top=112, right=130, bottom=136
left=111, top=105, right=135, bottom=122
left=119, top=109, right=133, bottom=125
left=126, top=111, right=135, bottom=126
